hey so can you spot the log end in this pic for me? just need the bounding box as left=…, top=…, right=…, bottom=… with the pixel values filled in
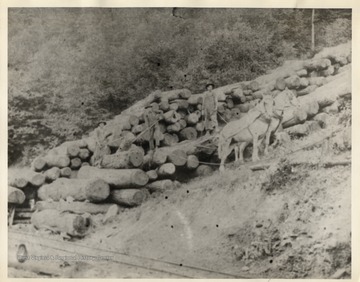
left=85, top=179, right=111, bottom=202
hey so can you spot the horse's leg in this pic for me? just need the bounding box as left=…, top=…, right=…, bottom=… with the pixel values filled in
left=252, top=132, right=260, bottom=162
left=234, top=144, right=239, bottom=162
left=264, top=119, right=277, bottom=156
left=219, top=139, right=232, bottom=172
left=239, top=142, right=248, bottom=163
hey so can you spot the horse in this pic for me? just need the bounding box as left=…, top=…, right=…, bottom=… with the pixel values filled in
left=218, top=94, right=284, bottom=172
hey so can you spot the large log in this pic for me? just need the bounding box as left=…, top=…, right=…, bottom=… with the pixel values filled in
left=178, top=119, right=187, bottom=130
left=146, top=170, right=158, bottom=181
left=147, top=180, right=175, bottom=193
left=236, top=103, right=250, bottom=113
left=70, top=157, right=82, bottom=170
left=179, top=127, right=198, bottom=141
left=226, top=97, right=234, bottom=109
left=8, top=186, right=26, bottom=204
left=187, top=95, right=203, bottom=105
left=186, top=155, right=200, bottom=170
left=195, top=122, right=205, bottom=132
left=78, top=166, right=149, bottom=188
left=172, top=99, right=189, bottom=110
left=285, top=75, right=301, bottom=89
left=128, top=115, right=140, bottom=127
left=299, top=70, right=351, bottom=109
left=44, top=154, right=71, bottom=168
left=155, top=89, right=192, bottom=101
left=308, top=77, right=326, bottom=87
left=78, top=148, right=90, bottom=160
left=31, top=210, right=90, bottom=237
left=44, top=167, right=61, bottom=182
left=31, top=157, right=47, bottom=172
left=169, top=103, right=179, bottom=111
left=167, top=149, right=187, bottom=166
left=195, top=165, right=213, bottom=177
left=297, top=85, right=317, bottom=96
left=275, top=77, right=286, bottom=91
left=35, top=201, right=117, bottom=215
left=60, top=167, right=72, bottom=178
left=320, top=65, right=335, bottom=77
left=163, top=110, right=181, bottom=124
left=38, top=178, right=110, bottom=202
left=247, top=81, right=260, bottom=92
left=282, top=107, right=308, bottom=128
left=161, top=133, right=179, bottom=146
left=25, top=171, right=46, bottom=187
left=8, top=176, right=28, bottom=189
left=67, top=144, right=80, bottom=158
left=157, top=163, right=176, bottom=177
left=101, top=148, right=144, bottom=169
left=110, top=189, right=149, bottom=207
left=296, top=69, right=308, bottom=77
left=284, top=123, right=310, bottom=137
left=167, top=122, right=182, bottom=133
left=186, top=113, right=199, bottom=125
left=132, top=123, right=146, bottom=135
left=304, top=58, right=331, bottom=71
left=159, top=100, right=170, bottom=111
left=231, top=108, right=243, bottom=119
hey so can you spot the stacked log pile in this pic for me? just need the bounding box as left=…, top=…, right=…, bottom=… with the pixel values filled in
left=8, top=45, right=351, bottom=235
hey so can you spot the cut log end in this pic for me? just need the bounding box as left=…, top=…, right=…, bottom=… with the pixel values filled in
left=85, top=179, right=111, bottom=202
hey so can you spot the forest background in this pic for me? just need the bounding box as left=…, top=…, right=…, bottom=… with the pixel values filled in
left=8, top=8, right=351, bottom=165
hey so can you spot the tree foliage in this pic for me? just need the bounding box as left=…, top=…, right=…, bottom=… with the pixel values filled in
left=8, top=8, right=351, bottom=165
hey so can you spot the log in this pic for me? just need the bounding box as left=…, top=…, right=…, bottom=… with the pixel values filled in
left=78, top=166, right=149, bottom=188
left=224, top=109, right=233, bottom=121
left=147, top=180, right=175, bottom=193
left=299, top=70, right=350, bottom=108
left=320, top=65, right=335, bottom=77
left=167, top=123, right=182, bottom=133
left=150, top=102, right=160, bottom=111
left=230, top=88, right=245, bottom=102
left=128, top=115, right=140, bottom=126
left=109, top=131, right=135, bottom=151
left=31, top=210, right=90, bottom=237
left=153, top=149, right=168, bottom=166
left=146, top=170, right=158, bottom=181
left=231, top=108, right=242, bottom=119
left=44, top=167, right=61, bottom=182
left=167, top=149, right=187, bottom=166
left=169, top=103, right=179, bottom=111
left=285, top=75, right=301, bottom=89
left=248, top=81, right=260, bottom=92
left=70, top=157, right=82, bottom=170
left=155, top=89, right=192, bottom=101
left=282, top=107, right=308, bottom=128
left=157, top=163, right=176, bottom=177
left=35, top=201, right=117, bottom=215
left=78, top=148, right=90, bottom=160
left=8, top=186, right=26, bottom=204
left=195, top=165, right=213, bottom=177
left=178, top=119, right=187, bottom=130
left=243, top=90, right=253, bottom=96
left=81, top=162, right=90, bottom=167
left=8, top=177, right=28, bottom=189
left=297, top=85, right=317, bottom=96
left=186, top=113, right=199, bottom=125
left=195, top=122, right=205, bottom=132
left=31, top=157, right=47, bottom=172
left=26, top=172, right=46, bottom=187
left=226, top=97, right=234, bottom=109
left=302, top=99, right=320, bottom=117
left=179, top=127, right=198, bottom=141
left=308, top=77, right=326, bottom=87
left=322, top=101, right=339, bottom=114
left=44, top=154, right=71, bottom=168
left=100, top=147, right=144, bottom=169
left=186, top=155, right=200, bottom=170
left=236, top=103, right=250, bottom=113
left=172, top=99, right=189, bottom=110
left=132, top=124, right=146, bottom=135
left=275, top=77, right=286, bottom=91
left=217, top=103, right=226, bottom=114
left=284, top=123, right=310, bottom=137
left=304, top=58, right=331, bottom=71
left=159, top=100, right=170, bottom=111
left=163, top=110, right=181, bottom=124
left=252, top=90, right=265, bottom=100
left=60, top=167, right=72, bottom=178
left=110, top=189, right=149, bottom=207
left=334, top=56, right=348, bottom=66
left=161, top=133, right=179, bottom=146
left=296, top=69, right=308, bottom=77
left=67, top=144, right=80, bottom=158
left=197, top=103, right=203, bottom=111
left=313, top=112, right=331, bottom=128
left=188, top=95, right=203, bottom=105
left=38, top=178, right=110, bottom=202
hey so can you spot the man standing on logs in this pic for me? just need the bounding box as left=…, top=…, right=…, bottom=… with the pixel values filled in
left=143, top=106, right=163, bottom=150
left=92, top=121, right=111, bottom=167
left=202, top=82, right=218, bottom=136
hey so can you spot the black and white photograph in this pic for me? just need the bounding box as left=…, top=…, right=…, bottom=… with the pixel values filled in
left=5, top=4, right=356, bottom=279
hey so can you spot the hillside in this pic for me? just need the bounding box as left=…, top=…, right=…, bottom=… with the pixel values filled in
left=8, top=41, right=352, bottom=278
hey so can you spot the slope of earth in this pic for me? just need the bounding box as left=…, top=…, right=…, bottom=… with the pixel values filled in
left=78, top=120, right=351, bottom=278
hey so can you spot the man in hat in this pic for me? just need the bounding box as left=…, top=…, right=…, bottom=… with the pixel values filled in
left=92, top=121, right=111, bottom=167
left=202, top=82, right=218, bottom=136
left=143, top=106, right=164, bottom=150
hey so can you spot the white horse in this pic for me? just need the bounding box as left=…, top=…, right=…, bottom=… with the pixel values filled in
left=218, top=95, right=284, bottom=172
